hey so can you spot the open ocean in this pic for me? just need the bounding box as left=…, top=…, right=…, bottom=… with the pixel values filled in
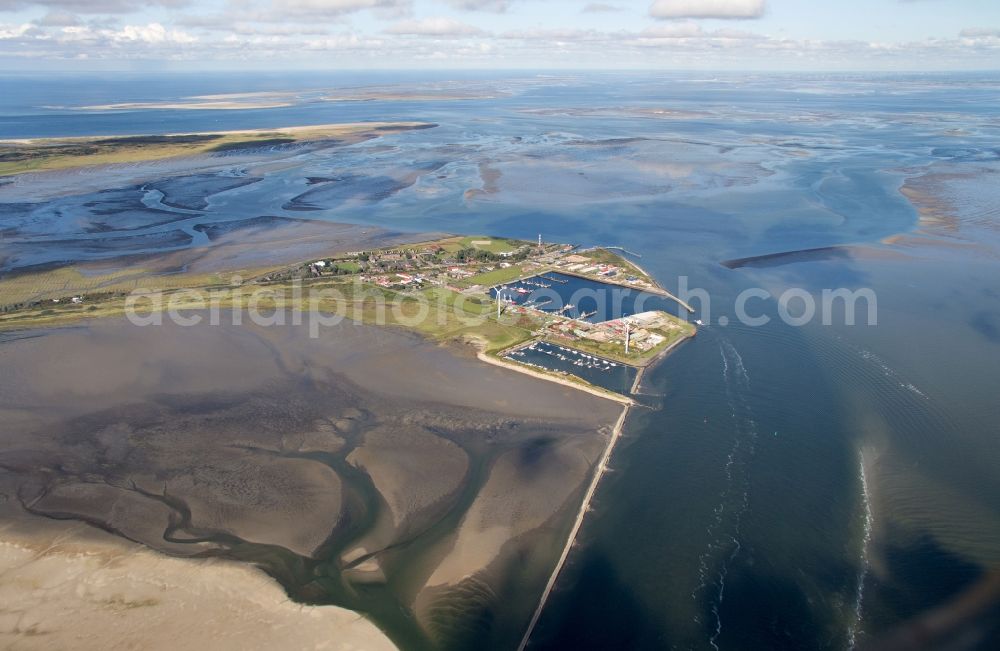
left=3, top=71, right=999, bottom=649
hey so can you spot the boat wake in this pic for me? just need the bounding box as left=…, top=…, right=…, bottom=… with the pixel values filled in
left=843, top=337, right=929, bottom=400
left=848, top=451, right=874, bottom=648
left=693, top=338, right=759, bottom=650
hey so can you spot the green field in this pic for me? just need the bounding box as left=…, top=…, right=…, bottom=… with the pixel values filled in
left=333, top=261, right=362, bottom=273
left=452, top=263, right=535, bottom=289
left=0, top=275, right=540, bottom=357
left=0, top=264, right=245, bottom=309
left=457, top=236, right=523, bottom=254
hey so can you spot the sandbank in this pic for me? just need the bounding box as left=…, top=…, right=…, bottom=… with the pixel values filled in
left=0, top=518, right=395, bottom=651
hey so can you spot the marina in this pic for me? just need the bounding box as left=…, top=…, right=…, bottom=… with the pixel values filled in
left=492, top=272, right=678, bottom=323
left=489, top=270, right=692, bottom=393
left=504, top=341, right=639, bottom=396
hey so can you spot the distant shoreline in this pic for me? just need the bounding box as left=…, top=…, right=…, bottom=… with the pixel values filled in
left=0, top=121, right=435, bottom=146
left=0, top=121, right=437, bottom=176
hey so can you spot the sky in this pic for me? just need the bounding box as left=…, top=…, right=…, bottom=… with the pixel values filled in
left=0, top=0, right=998, bottom=71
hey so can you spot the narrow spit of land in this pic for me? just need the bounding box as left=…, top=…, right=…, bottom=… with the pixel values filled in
left=0, top=122, right=436, bottom=176
left=518, top=404, right=632, bottom=651
left=0, top=228, right=695, bottom=401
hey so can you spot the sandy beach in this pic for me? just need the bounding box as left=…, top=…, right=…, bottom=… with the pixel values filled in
left=77, top=101, right=294, bottom=110
left=0, top=122, right=432, bottom=147
left=0, top=517, right=394, bottom=651
left=0, top=121, right=435, bottom=181
left=477, top=351, right=635, bottom=405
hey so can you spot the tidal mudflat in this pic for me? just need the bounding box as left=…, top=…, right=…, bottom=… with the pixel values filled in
left=0, top=315, right=620, bottom=650
left=0, top=215, right=444, bottom=309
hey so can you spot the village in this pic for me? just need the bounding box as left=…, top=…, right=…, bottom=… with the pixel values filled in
left=263, top=234, right=695, bottom=370
left=266, top=235, right=656, bottom=292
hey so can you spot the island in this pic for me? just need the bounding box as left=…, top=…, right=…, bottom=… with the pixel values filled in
left=0, top=230, right=694, bottom=401
left=0, top=122, right=436, bottom=176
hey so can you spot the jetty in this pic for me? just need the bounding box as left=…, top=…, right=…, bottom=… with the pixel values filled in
left=553, top=267, right=696, bottom=314
left=518, top=405, right=632, bottom=651
left=603, top=245, right=642, bottom=258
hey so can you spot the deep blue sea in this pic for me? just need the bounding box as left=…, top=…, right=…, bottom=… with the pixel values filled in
left=3, top=71, right=999, bottom=650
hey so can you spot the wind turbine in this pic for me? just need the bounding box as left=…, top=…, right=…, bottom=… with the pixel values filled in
left=496, top=286, right=512, bottom=318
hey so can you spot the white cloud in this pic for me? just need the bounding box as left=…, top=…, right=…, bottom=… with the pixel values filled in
left=278, top=0, right=410, bottom=15
left=649, top=0, right=765, bottom=20
left=582, top=3, right=621, bottom=13
left=177, top=13, right=332, bottom=35
left=640, top=21, right=703, bottom=39
left=959, top=27, right=1000, bottom=38
left=0, top=0, right=189, bottom=14
left=445, top=0, right=510, bottom=13
left=33, top=10, right=79, bottom=26
left=234, top=23, right=331, bottom=36
left=386, top=16, right=483, bottom=37
left=0, top=22, right=34, bottom=38
left=179, top=0, right=412, bottom=32
left=300, top=31, right=384, bottom=50
left=2, top=0, right=998, bottom=69
left=498, top=27, right=611, bottom=42
left=114, top=21, right=195, bottom=43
